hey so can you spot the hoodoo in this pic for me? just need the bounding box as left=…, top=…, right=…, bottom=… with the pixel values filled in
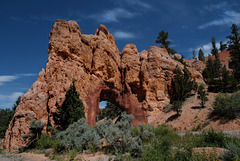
left=2, top=20, right=204, bottom=151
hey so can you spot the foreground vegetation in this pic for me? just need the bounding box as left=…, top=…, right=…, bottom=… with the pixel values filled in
left=17, top=111, right=239, bottom=161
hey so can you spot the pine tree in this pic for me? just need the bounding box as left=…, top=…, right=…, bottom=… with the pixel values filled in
left=55, top=80, right=85, bottom=130
left=12, top=96, right=21, bottom=111
left=227, top=24, right=240, bottom=82
left=211, top=37, right=219, bottom=56
left=213, top=54, right=221, bottom=78
left=0, top=108, right=14, bottom=138
left=192, top=50, right=196, bottom=59
left=220, top=41, right=227, bottom=52
left=198, top=48, right=205, bottom=61
left=197, top=84, right=208, bottom=108
left=156, top=30, right=176, bottom=56
left=172, top=65, right=197, bottom=114
left=221, top=66, right=237, bottom=92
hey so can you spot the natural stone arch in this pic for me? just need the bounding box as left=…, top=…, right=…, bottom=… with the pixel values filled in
left=85, top=85, right=147, bottom=127
left=2, top=20, right=205, bottom=151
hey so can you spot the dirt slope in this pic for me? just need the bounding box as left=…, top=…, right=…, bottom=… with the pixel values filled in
left=149, top=92, right=240, bottom=132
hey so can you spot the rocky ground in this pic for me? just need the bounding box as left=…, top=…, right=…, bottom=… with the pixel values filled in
left=149, top=92, right=240, bottom=132
left=0, top=152, right=51, bottom=161
left=0, top=151, right=112, bottom=161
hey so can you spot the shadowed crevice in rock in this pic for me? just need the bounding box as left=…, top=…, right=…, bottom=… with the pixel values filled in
left=2, top=20, right=205, bottom=151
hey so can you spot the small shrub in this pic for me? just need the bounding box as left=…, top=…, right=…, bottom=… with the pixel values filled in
left=51, top=139, right=60, bottom=152
left=36, top=134, right=54, bottom=149
left=96, top=112, right=142, bottom=157
left=163, top=104, right=173, bottom=113
left=201, top=129, right=226, bottom=147
left=69, top=149, right=78, bottom=161
left=56, top=118, right=100, bottom=152
left=21, top=120, right=44, bottom=150
left=212, top=92, right=240, bottom=119
left=220, top=142, right=240, bottom=161
left=138, top=123, right=154, bottom=141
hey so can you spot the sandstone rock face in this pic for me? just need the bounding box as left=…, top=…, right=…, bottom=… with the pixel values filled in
left=184, top=58, right=206, bottom=84
left=2, top=20, right=204, bottom=151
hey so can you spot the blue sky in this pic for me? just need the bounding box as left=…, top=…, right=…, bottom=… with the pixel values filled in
left=0, top=0, right=240, bottom=109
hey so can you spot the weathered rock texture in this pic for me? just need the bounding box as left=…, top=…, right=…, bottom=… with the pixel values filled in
left=2, top=20, right=204, bottom=151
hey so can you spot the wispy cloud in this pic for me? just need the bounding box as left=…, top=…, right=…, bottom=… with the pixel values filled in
left=199, top=10, right=240, bottom=29
left=0, top=74, right=36, bottom=86
left=113, top=31, right=135, bottom=39
left=192, top=41, right=223, bottom=57
left=10, top=15, right=69, bottom=23
left=123, top=0, right=152, bottom=9
left=0, top=92, right=23, bottom=101
left=0, top=92, right=23, bottom=109
left=204, top=2, right=228, bottom=12
left=89, top=8, right=135, bottom=23
left=0, top=76, right=19, bottom=86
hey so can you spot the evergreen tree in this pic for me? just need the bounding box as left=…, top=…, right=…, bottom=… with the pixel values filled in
left=171, top=65, right=197, bottom=114
left=192, top=50, right=196, bottom=59
left=221, top=66, right=237, bottom=92
left=12, top=96, right=21, bottom=111
left=220, top=41, right=227, bottom=52
left=211, top=37, right=219, bottom=56
left=0, top=108, right=14, bottom=138
left=156, top=30, right=176, bottom=56
left=197, top=84, right=208, bottom=108
left=55, top=80, right=85, bottom=130
left=198, top=48, right=205, bottom=61
left=227, top=24, right=240, bottom=81
left=213, top=54, right=222, bottom=78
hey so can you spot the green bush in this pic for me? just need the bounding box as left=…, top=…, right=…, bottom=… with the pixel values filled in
left=96, top=112, right=142, bottom=157
left=140, top=125, right=180, bottom=161
left=21, top=120, right=44, bottom=150
left=138, top=123, right=154, bottom=141
left=201, top=129, right=226, bottom=147
left=36, top=133, right=55, bottom=149
left=220, top=142, right=240, bottom=161
left=69, top=149, right=78, bottom=161
left=212, top=92, right=240, bottom=118
left=56, top=118, right=100, bottom=152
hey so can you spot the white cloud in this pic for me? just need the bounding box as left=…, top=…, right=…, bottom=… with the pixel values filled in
left=17, top=73, right=37, bottom=77
left=113, top=31, right=135, bottom=39
left=0, top=92, right=23, bottom=101
left=0, top=92, right=23, bottom=109
left=194, top=41, right=223, bottom=57
left=204, top=2, right=228, bottom=12
left=0, top=76, right=19, bottom=85
left=89, top=8, right=135, bottom=23
left=0, top=74, right=36, bottom=86
left=199, top=10, right=240, bottom=29
left=125, top=0, right=151, bottom=9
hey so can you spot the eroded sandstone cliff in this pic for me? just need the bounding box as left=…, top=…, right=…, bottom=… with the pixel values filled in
left=2, top=20, right=204, bottom=151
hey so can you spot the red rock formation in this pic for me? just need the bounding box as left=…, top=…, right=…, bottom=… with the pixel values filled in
left=2, top=20, right=204, bottom=151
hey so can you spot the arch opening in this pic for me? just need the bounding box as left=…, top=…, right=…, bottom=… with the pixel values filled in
left=97, top=101, right=124, bottom=122
left=96, top=89, right=125, bottom=122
